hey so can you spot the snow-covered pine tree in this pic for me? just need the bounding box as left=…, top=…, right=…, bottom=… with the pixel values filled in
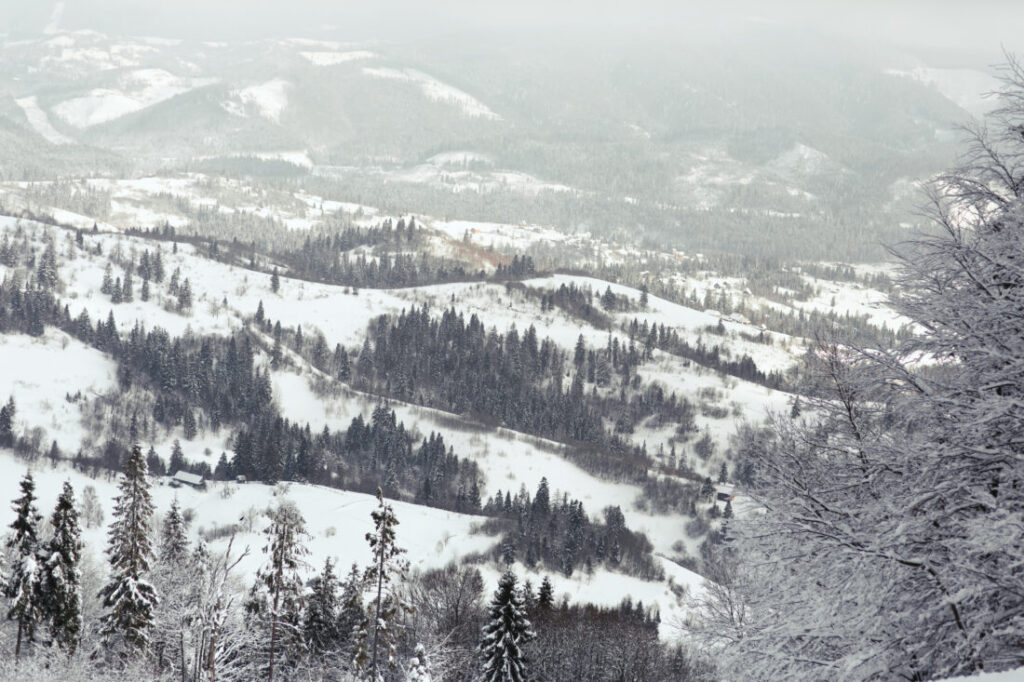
left=536, top=577, right=553, bottom=611
left=353, top=488, right=409, bottom=680
left=479, top=571, right=535, bottom=682
left=338, top=563, right=365, bottom=649
left=304, top=557, right=342, bottom=657
left=99, top=444, right=159, bottom=659
left=0, top=395, right=16, bottom=447
left=159, top=498, right=189, bottom=565
left=245, top=501, right=309, bottom=682
left=41, top=481, right=83, bottom=654
left=152, top=498, right=191, bottom=673
left=6, top=472, right=43, bottom=659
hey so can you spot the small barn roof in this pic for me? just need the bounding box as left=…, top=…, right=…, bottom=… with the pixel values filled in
left=172, top=470, right=204, bottom=486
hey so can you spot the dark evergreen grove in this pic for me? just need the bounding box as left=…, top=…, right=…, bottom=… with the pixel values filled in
left=479, top=478, right=664, bottom=581
left=125, top=218, right=538, bottom=290
left=0, top=275, right=668, bottom=583
left=348, top=305, right=675, bottom=481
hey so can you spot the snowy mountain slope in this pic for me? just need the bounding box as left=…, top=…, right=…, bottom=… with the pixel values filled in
left=0, top=212, right=724, bottom=626
left=14, top=95, right=73, bottom=144
left=0, top=447, right=702, bottom=642
left=361, top=66, right=502, bottom=120
left=51, top=69, right=218, bottom=129
left=884, top=66, right=1001, bottom=118
left=0, top=329, right=117, bottom=452
left=268, top=363, right=704, bottom=559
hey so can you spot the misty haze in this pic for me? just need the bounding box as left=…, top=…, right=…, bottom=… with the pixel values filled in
left=0, top=2, right=1022, bottom=681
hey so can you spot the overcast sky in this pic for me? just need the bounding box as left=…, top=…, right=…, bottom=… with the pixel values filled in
left=2, top=1, right=1022, bottom=57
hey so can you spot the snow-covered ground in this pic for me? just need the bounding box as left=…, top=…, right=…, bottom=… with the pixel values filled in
left=941, top=669, right=1024, bottom=682
left=52, top=69, right=217, bottom=128
left=15, top=95, right=73, bottom=145
left=231, top=78, right=290, bottom=122
left=0, top=445, right=701, bottom=640
left=300, top=50, right=376, bottom=66
left=362, top=67, right=501, bottom=120
left=0, top=329, right=117, bottom=453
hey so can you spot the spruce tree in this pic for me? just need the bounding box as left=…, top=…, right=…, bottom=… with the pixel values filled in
left=479, top=571, right=536, bottom=682
left=153, top=248, right=165, bottom=283
left=353, top=488, right=409, bottom=679
left=304, top=557, right=342, bottom=656
left=6, top=472, right=43, bottom=659
left=271, top=268, right=280, bottom=293
left=99, top=444, right=159, bottom=658
left=246, top=501, right=309, bottom=681
left=159, top=498, right=189, bottom=565
left=42, top=481, right=83, bottom=654
left=338, top=563, right=365, bottom=648
left=0, top=395, right=15, bottom=447
left=537, top=576, right=553, bottom=610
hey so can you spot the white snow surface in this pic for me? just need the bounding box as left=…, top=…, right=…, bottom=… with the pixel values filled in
left=940, top=669, right=1024, bottom=682
left=15, top=95, right=73, bottom=145
left=0, top=329, right=118, bottom=453
left=233, top=78, right=290, bottom=122
left=52, top=69, right=216, bottom=128
left=300, top=50, right=376, bottom=66
left=362, top=67, right=501, bottom=119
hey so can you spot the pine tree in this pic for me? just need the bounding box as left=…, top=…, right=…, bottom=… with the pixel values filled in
left=479, top=572, right=536, bottom=682
left=178, top=278, right=193, bottom=311
left=338, top=563, right=365, bottom=646
left=101, top=262, right=114, bottom=294
left=353, top=488, right=409, bottom=679
left=169, top=439, right=186, bottom=474
left=160, top=498, right=189, bottom=565
left=37, top=239, right=58, bottom=290
left=153, top=248, right=165, bottom=283
left=0, top=395, right=15, bottom=447
left=99, top=444, right=159, bottom=658
left=271, top=268, right=280, bottom=294
left=537, top=576, right=554, bottom=611
left=6, top=472, right=43, bottom=659
left=41, top=481, right=83, bottom=654
left=304, top=557, right=342, bottom=656
left=122, top=267, right=134, bottom=302
left=246, top=501, right=309, bottom=681
left=140, top=277, right=150, bottom=302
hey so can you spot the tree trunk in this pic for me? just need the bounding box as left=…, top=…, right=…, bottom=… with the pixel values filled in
left=370, top=542, right=386, bottom=679
left=15, top=616, right=24, bottom=660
